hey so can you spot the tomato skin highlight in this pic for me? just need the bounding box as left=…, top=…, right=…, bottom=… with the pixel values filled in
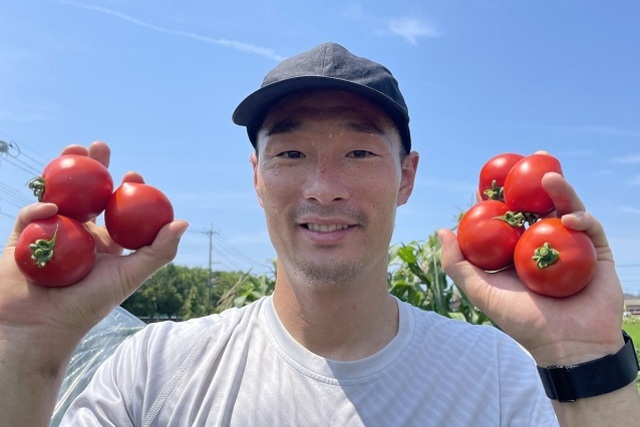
left=457, top=200, right=526, bottom=271
left=514, top=218, right=597, bottom=298
left=503, top=153, right=563, bottom=215
left=478, top=152, right=524, bottom=201
left=105, top=182, right=174, bottom=250
left=30, top=154, right=114, bottom=223
left=14, top=215, right=96, bottom=287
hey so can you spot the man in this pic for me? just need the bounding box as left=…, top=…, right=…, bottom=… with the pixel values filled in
left=0, top=42, right=638, bottom=426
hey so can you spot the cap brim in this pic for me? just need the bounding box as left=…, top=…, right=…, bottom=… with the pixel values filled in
left=232, top=75, right=409, bottom=129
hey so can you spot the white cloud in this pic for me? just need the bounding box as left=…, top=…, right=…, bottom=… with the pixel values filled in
left=619, top=206, right=640, bottom=214
left=340, top=5, right=441, bottom=45
left=561, top=125, right=640, bottom=138
left=59, top=0, right=286, bottom=61
left=387, top=18, right=441, bottom=45
left=517, top=123, right=640, bottom=139
left=0, top=110, right=51, bottom=123
left=610, top=154, right=640, bottom=164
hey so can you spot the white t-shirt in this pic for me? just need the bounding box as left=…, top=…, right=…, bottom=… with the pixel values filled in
left=61, top=296, right=557, bottom=426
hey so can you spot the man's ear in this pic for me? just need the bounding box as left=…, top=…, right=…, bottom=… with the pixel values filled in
left=397, top=151, right=419, bottom=207
left=250, top=151, right=265, bottom=208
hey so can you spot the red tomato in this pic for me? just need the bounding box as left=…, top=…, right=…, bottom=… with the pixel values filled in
left=478, top=152, right=524, bottom=201
left=105, top=182, right=174, bottom=250
left=14, top=215, right=96, bottom=287
left=457, top=200, right=526, bottom=271
left=28, top=154, right=114, bottom=223
left=503, top=153, right=563, bottom=215
left=514, top=218, right=597, bottom=298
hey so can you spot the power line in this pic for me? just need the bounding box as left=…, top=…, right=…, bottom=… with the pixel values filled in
left=12, top=147, right=45, bottom=169
left=0, top=209, right=15, bottom=220
left=0, top=182, right=32, bottom=205
left=0, top=134, right=47, bottom=219
left=0, top=155, right=40, bottom=176
left=213, top=233, right=273, bottom=269
left=0, top=132, right=47, bottom=167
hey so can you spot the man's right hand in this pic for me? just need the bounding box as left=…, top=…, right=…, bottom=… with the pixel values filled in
left=0, top=141, right=188, bottom=427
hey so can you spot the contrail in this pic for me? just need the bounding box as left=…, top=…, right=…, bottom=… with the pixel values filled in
left=59, top=0, right=287, bottom=61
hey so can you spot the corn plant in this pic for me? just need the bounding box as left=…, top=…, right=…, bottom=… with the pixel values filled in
left=388, top=231, right=493, bottom=326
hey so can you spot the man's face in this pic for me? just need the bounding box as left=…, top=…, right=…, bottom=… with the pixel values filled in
left=251, top=90, right=418, bottom=287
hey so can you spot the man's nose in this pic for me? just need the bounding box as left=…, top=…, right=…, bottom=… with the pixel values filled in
left=302, top=157, right=350, bottom=205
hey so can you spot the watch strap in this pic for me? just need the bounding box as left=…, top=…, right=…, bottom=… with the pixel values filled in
left=537, top=331, right=639, bottom=402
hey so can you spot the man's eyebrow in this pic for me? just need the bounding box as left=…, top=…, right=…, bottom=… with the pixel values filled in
left=265, top=117, right=385, bottom=137
left=264, top=119, right=301, bottom=136
left=341, top=120, right=385, bottom=135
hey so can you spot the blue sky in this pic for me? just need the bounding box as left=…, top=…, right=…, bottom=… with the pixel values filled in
left=1, top=1, right=639, bottom=294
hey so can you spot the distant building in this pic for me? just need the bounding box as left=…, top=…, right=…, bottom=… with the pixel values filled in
left=624, top=298, right=640, bottom=315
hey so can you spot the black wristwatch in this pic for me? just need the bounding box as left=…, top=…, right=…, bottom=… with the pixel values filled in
left=537, top=331, right=639, bottom=402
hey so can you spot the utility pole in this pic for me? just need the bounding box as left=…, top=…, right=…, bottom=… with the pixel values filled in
left=203, top=225, right=215, bottom=310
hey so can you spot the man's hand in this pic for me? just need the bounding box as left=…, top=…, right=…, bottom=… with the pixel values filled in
left=439, top=172, right=623, bottom=364
left=439, top=171, right=640, bottom=425
left=0, top=141, right=188, bottom=426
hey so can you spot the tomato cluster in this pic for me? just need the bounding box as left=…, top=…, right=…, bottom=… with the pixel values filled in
left=457, top=152, right=597, bottom=298
left=16, top=154, right=174, bottom=287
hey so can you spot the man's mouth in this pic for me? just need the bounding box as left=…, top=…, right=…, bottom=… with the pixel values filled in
left=303, top=223, right=350, bottom=232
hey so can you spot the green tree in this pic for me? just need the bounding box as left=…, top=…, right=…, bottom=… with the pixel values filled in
left=121, top=264, right=266, bottom=320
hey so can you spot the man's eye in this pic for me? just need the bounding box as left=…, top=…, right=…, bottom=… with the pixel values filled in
left=278, top=150, right=305, bottom=159
left=349, top=150, right=374, bottom=158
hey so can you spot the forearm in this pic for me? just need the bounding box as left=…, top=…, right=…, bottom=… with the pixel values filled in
left=553, top=382, right=640, bottom=426
left=0, top=336, right=72, bottom=427
left=532, top=335, right=640, bottom=426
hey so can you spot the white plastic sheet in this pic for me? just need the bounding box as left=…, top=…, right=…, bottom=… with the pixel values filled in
left=50, top=307, right=145, bottom=426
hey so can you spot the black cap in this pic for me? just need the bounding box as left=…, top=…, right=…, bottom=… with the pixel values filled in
left=232, top=42, right=411, bottom=152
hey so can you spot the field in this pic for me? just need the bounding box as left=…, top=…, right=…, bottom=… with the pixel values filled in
left=623, top=320, right=640, bottom=345
left=622, top=320, right=640, bottom=391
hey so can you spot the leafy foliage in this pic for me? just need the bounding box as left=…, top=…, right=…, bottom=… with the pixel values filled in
left=388, top=231, right=493, bottom=326
left=121, top=264, right=275, bottom=321
left=216, top=273, right=276, bottom=313
left=122, top=234, right=491, bottom=327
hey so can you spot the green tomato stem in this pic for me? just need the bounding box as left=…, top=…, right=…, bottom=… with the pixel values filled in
left=494, top=211, right=526, bottom=228
left=29, top=226, right=58, bottom=268
left=27, top=176, right=45, bottom=202
left=483, top=179, right=504, bottom=201
left=532, top=242, right=560, bottom=269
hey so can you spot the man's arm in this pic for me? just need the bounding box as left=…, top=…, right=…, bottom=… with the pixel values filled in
left=439, top=172, right=640, bottom=426
left=0, top=325, right=76, bottom=427
left=0, top=142, right=187, bottom=427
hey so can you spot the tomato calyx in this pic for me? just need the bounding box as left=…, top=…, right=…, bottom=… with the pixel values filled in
left=29, top=226, right=58, bottom=268
left=483, top=180, right=504, bottom=201
left=532, top=241, right=560, bottom=269
left=493, top=210, right=526, bottom=228
left=27, top=176, right=46, bottom=202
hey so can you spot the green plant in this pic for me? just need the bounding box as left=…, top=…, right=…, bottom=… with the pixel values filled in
left=388, top=231, right=492, bottom=326
left=622, top=319, right=640, bottom=391
left=216, top=272, right=276, bottom=313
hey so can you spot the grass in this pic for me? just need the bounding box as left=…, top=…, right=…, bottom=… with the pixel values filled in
left=622, top=321, right=640, bottom=344
left=622, top=319, right=640, bottom=392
